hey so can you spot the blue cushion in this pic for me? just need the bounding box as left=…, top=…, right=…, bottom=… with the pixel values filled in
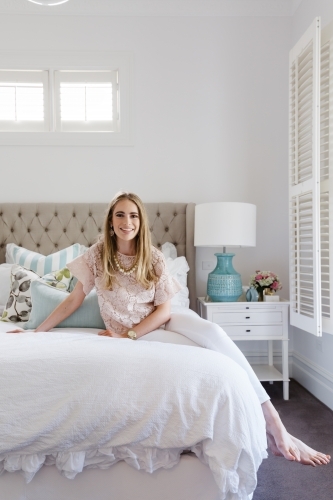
left=24, top=280, right=105, bottom=330
left=6, top=243, right=85, bottom=277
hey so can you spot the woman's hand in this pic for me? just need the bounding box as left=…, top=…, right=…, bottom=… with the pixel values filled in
left=98, top=330, right=124, bottom=338
left=6, top=327, right=26, bottom=334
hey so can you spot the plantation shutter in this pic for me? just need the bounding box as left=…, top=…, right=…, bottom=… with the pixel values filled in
left=0, top=70, right=49, bottom=132
left=289, top=17, right=322, bottom=336
left=321, top=19, right=333, bottom=334
left=54, top=70, right=119, bottom=132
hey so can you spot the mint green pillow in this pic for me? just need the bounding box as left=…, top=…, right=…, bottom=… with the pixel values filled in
left=24, top=280, right=105, bottom=330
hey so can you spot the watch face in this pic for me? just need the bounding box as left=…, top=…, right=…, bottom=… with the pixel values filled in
left=128, top=330, right=137, bottom=340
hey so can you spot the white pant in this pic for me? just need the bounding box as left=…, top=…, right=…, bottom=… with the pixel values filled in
left=165, top=312, right=270, bottom=405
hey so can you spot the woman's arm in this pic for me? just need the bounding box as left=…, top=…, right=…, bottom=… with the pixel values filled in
left=7, top=281, right=86, bottom=333
left=98, top=300, right=171, bottom=339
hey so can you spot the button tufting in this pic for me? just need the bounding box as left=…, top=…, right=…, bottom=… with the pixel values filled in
left=27, top=228, right=30, bottom=233
left=157, top=213, right=160, bottom=217
left=174, top=212, right=177, bottom=217
left=174, top=242, right=178, bottom=246
left=18, top=213, right=21, bottom=217
left=63, top=228, right=67, bottom=233
left=81, top=228, right=84, bottom=232
left=36, top=213, right=39, bottom=217
left=37, top=243, right=40, bottom=248
left=0, top=244, right=4, bottom=248
left=45, top=228, right=48, bottom=232
left=54, top=212, right=58, bottom=217
left=0, top=212, right=2, bottom=216
left=73, top=213, right=76, bottom=217
left=157, top=243, right=161, bottom=247
left=89, top=213, right=92, bottom=217
left=98, top=228, right=101, bottom=232
left=165, top=227, right=169, bottom=232
left=11, top=228, right=14, bottom=233
left=55, top=244, right=58, bottom=248
left=18, top=244, right=22, bottom=247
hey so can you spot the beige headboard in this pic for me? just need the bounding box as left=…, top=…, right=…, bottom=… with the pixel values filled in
left=0, top=203, right=196, bottom=311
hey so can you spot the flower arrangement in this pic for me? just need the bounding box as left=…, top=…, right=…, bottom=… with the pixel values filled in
left=249, top=270, right=282, bottom=297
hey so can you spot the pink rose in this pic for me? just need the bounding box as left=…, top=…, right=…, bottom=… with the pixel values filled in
left=271, top=281, right=280, bottom=290
left=255, top=274, right=263, bottom=281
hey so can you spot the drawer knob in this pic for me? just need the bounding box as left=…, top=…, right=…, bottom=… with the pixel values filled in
left=245, top=316, right=250, bottom=319
left=246, top=329, right=251, bottom=332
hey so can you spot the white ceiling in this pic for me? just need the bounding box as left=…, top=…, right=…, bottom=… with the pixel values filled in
left=0, top=0, right=303, bottom=17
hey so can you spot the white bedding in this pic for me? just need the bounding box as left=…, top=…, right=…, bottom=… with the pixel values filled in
left=0, top=312, right=267, bottom=500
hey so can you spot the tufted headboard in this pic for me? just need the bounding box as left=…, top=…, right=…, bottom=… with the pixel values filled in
left=0, top=203, right=196, bottom=311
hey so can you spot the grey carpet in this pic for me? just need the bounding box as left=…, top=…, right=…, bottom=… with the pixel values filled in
left=254, top=379, right=333, bottom=500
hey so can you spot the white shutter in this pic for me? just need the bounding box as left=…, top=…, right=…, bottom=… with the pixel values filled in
left=54, top=70, right=118, bottom=132
left=321, top=20, right=333, bottom=333
left=0, top=70, right=49, bottom=132
left=289, top=17, right=322, bottom=336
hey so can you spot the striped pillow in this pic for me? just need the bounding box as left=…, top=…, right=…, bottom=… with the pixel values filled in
left=5, top=243, right=85, bottom=277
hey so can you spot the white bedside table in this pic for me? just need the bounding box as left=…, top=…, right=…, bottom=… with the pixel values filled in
left=197, top=297, right=290, bottom=400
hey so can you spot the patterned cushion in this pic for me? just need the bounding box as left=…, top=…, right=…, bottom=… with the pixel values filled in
left=6, top=243, right=85, bottom=276
left=41, top=267, right=73, bottom=291
left=1, top=265, right=40, bottom=323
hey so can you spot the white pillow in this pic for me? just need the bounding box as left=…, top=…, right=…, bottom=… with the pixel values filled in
left=6, top=243, right=86, bottom=277
left=0, top=263, right=13, bottom=308
left=161, top=243, right=190, bottom=308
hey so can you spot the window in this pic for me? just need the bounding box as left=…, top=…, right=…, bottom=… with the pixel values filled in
left=54, top=70, right=119, bottom=132
left=289, top=17, right=333, bottom=336
left=0, top=70, right=49, bottom=131
left=0, top=51, right=132, bottom=146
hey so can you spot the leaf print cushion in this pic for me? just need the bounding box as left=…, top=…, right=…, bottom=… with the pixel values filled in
left=41, top=267, right=73, bottom=291
left=1, top=265, right=40, bottom=323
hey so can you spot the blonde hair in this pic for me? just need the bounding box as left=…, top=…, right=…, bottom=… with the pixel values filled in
left=101, top=191, right=158, bottom=289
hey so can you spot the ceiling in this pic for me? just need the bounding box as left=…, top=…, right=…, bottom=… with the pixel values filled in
left=0, top=0, right=303, bottom=17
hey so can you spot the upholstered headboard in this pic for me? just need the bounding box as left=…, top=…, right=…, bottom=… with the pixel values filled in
left=0, top=203, right=196, bottom=311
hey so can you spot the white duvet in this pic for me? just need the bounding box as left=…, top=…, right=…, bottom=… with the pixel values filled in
left=0, top=313, right=267, bottom=500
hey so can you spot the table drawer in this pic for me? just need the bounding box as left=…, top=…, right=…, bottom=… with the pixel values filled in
left=211, top=311, right=283, bottom=325
left=222, top=324, right=284, bottom=337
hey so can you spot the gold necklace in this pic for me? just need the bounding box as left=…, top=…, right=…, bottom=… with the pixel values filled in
left=114, top=254, right=137, bottom=276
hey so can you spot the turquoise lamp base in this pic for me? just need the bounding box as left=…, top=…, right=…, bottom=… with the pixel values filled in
left=207, top=253, right=242, bottom=302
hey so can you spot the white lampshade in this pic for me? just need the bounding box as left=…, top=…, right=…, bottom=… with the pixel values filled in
left=27, top=0, right=69, bottom=5
left=194, top=202, right=256, bottom=248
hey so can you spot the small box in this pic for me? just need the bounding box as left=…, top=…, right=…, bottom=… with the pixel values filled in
left=264, top=295, right=280, bottom=302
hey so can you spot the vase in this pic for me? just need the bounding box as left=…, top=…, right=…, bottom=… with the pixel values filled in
left=258, top=290, right=264, bottom=302
left=207, top=253, right=242, bottom=302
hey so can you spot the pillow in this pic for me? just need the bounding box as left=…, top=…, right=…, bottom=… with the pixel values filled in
left=24, top=280, right=106, bottom=330
left=41, top=267, right=73, bottom=291
left=161, top=242, right=190, bottom=308
left=6, top=243, right=86, bottom=277
left=0, top=263, right=13, bottom=308
left=1, top=265, right=40, bottom=323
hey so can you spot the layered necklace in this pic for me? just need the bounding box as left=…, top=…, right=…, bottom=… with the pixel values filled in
left=114, top=253, right=138, bottom=276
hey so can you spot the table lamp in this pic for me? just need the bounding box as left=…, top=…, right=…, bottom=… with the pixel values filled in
left=194, top=202, right=256, bottom=302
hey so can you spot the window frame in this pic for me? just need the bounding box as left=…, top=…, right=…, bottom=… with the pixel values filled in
left=0, top=50, right=133, bottom=146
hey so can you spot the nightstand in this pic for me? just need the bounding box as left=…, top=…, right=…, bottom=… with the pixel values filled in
left=197, top=297, right=290, bottom=400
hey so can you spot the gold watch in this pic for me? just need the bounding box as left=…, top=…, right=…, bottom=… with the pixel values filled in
left=127, top=329, right=137, bottom=340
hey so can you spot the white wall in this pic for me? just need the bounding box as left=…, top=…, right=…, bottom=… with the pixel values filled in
left=291, top=0, right=333, bottom=410
left=0, top=12, right=291, bottom=302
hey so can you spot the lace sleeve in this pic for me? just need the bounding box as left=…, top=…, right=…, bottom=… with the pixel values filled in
left=152, top=248, right=182, bottom=306
left=67, top=243, right=100, bottom=296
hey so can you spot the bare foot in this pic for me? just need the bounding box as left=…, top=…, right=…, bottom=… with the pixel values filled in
left=291, top=436, right=331, bottom=466
left=262, top=400, right=331, bottom=466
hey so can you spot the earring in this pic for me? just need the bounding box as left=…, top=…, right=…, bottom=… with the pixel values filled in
left=110, top=226, right=114, bottom=237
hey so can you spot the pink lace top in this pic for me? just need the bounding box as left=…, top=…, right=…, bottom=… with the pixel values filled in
left=67, top=242, right=181, bottom=334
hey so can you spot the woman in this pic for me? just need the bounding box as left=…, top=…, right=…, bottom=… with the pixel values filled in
left=9, top=191, right=330, bottom=467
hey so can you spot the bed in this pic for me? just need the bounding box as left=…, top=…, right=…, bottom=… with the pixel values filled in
left=0, top=202, right=267, bottom=500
